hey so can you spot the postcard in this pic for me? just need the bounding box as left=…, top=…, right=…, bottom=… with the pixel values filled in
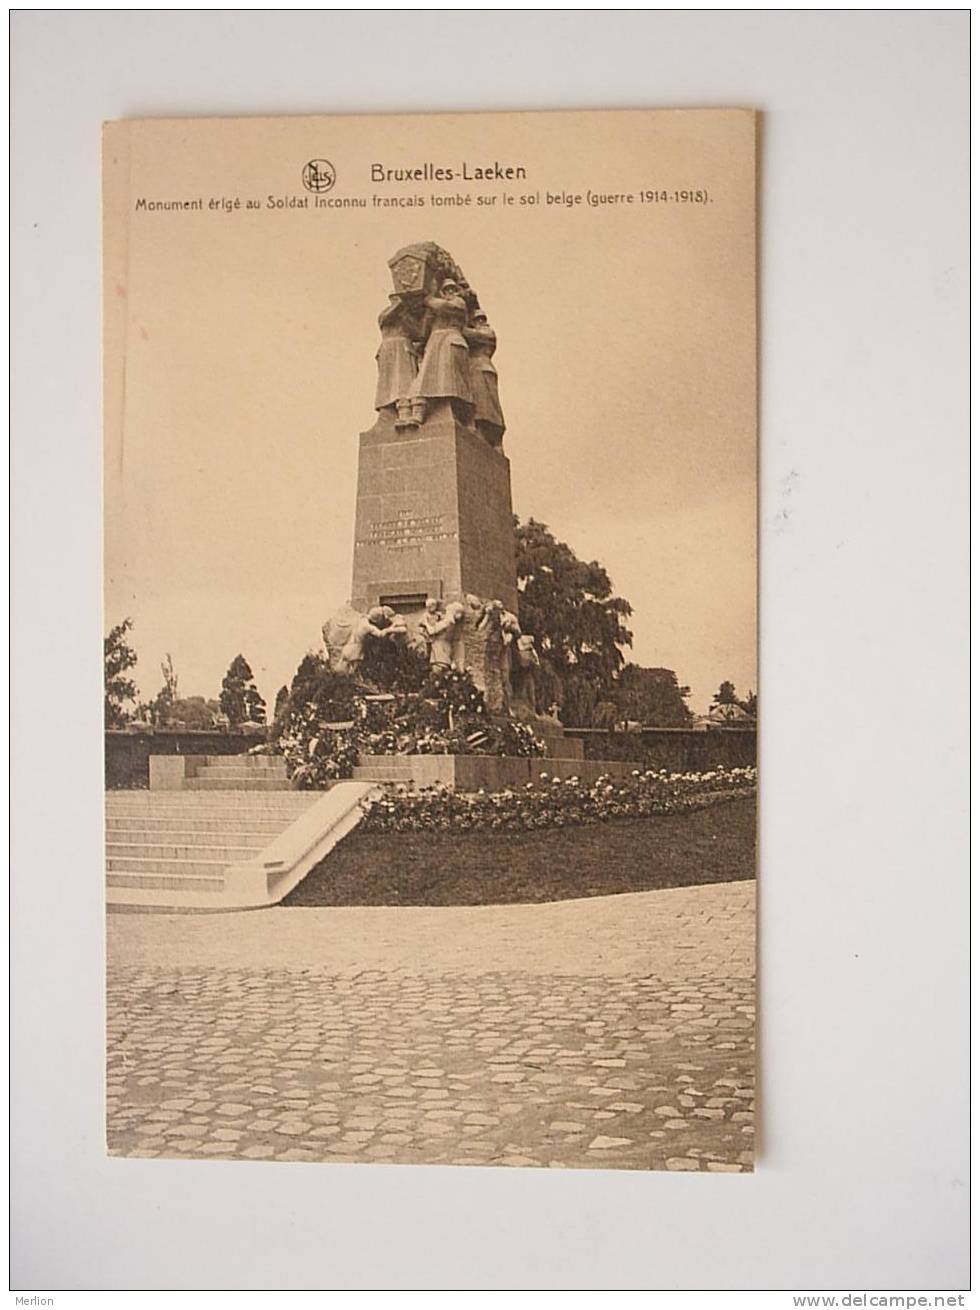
left=104, top=107, right=757, bottom=1171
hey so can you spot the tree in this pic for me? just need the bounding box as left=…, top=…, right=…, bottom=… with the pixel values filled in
left=614, top=664, right=693, bottom=728
left=164, top=696, right=222, bottom=730
left=219, top=654, right=267, bottom=727
left=104, top=618, right=138, bottom=727
left=710, top=681, right=756, bottom=717
left=514, top=517, right=633, bottom=726
left=150, top=653, right=179, bottom=727
left=273, top=685, right=290, bottom=721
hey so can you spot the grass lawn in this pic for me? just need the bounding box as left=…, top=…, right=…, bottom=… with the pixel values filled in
left=282, top=793, right=756, bottom=908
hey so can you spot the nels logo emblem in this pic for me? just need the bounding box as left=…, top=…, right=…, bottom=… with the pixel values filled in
left=302, top=159, right=336, bottom=193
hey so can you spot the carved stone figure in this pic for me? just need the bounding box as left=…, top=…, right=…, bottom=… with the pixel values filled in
left=384, top=612, right=410, bottom=645
left=464, top=311, right=505, bottom=447
left=509, top=633, right=541, bottom=718
left=417, top=598, right=445, bottom=660
left=374, top=295, right=424, bottom=427
left=473, top=597, right=509, bottom=712
left=323, top=604, right=392, bottom=674
left=321, top=604, right=360, bottom=673
left=406, top=279, right=474, bottom=426
left=388, top=242, right=467, bottom=299
left=425, top=600, right=466, bottom=669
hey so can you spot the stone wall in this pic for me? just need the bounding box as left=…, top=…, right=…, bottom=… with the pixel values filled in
left=105, top=730, right=267, bottom=789
left=570, top=728, right=757, bottom=772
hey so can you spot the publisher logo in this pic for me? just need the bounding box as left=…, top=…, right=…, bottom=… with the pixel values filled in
left=302, top=159, right=336, bottom=193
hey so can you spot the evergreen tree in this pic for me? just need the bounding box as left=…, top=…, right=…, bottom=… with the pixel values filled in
left=104, top=618, right=139, bottom=727
left=219, top=654, right=267, bottom=726
left=273, top=685, right=290, bottom=721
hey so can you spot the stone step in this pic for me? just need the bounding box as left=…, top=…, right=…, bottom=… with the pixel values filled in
left=106, top=791, right=315, bottom=806
left=183, top=777, right=294, bottom=791
left=107, top=870, right=225, bottom=892
left=106, top=805, right=314, bottom=823
left=198, top=756, right=286, bottom=769
left=106, top=816, right=289, bottom=836
left=106, top=779, right=380, bottom=912
left=194, top=772, right=290, bottom=784
left=106, top=854, right=234, bottom=877
left=197, top=763, right=289, bottom=777
left=106, top=841, right=265, bottom=862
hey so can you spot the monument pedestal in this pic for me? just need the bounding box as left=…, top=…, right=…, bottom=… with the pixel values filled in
left=351, top=402, right=518, bottom=632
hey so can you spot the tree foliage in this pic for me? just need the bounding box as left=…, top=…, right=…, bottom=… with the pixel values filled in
left=104, top=618, right=139, bottom=727
left=614, top=664, right=693, bottom=728
left=163, top=696, right=223, bottom=730
left=219, top=654, right=267, bottom=726
left=148, top=653, right=180, bottom=727
left=514, top=517, right=633, bottom=726
left=712, top=681, right=757, bottom=718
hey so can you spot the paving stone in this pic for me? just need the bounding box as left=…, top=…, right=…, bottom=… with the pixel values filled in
left=106, top=885, right=755, bottom=1174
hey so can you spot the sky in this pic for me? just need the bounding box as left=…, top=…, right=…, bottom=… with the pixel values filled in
left=104, top=109, right=756, bottom=716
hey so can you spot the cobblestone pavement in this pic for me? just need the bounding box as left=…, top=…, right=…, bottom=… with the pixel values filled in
left=107, top=883, right=755, bottom=1172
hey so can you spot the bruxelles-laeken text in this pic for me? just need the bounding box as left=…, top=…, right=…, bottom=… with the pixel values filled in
left=371, top=162, right=527, bottom=182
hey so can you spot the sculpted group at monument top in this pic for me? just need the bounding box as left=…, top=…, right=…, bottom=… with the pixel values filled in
left=322, top=242, right=544, bottom=721
left=375, top=241, right=506, bottom=445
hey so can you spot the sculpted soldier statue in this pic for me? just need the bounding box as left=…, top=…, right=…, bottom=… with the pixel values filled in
left=374, top=294, right=425, bottom=428
left=417, top=597, right=445, bottom=661
left=509, top=634, right=541, bottom=717
left=406, top=279, right=474, bottom=427
left=464, top=311, right=505, bottom=448
left=424, top=600, right=467, bottom=670
left=323, top=604, right=394, bottom=675
left=474, top=597, right=509, bottom=713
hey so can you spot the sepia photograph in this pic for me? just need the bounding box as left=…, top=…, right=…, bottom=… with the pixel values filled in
left=102, top=107, right=758, bottom=1174
left=11, top=6, right=969, bottom=1296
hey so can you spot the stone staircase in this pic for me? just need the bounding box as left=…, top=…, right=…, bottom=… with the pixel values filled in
left=106, top=791, right=319, bottom=896
left=182, top=754, right=292, bottom=791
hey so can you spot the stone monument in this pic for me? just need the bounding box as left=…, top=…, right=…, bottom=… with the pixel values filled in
left=350, top=243, right=519, bottom=650
left=324, top=242, right=582, bottom=760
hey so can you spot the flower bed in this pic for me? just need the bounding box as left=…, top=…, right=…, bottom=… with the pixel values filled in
left=360, top=765, right=757, bottom=833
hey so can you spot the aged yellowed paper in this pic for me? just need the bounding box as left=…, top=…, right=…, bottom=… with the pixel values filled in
left=104, top=108, right=757, bottom=1172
